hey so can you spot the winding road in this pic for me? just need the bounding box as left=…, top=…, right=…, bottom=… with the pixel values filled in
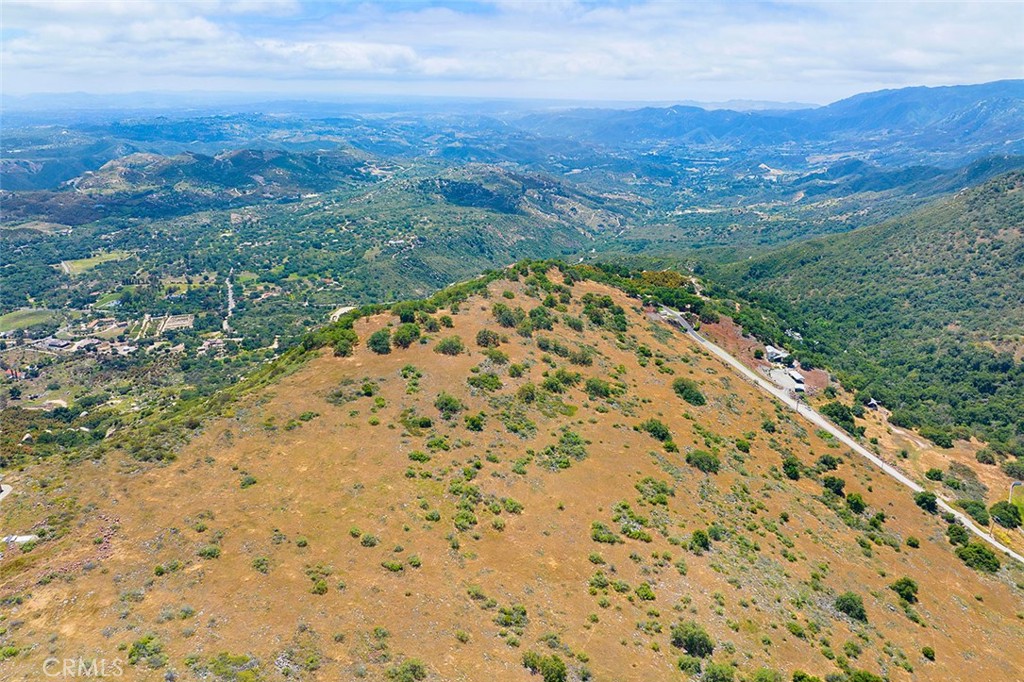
left=660, top=308, right=1024, bottom=566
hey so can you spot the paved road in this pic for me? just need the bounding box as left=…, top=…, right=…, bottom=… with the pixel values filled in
left=224, top=274, right=236, bottom=332
left=0, top=483, right=11, bottom=503
left=659, top=308, right=1024, bottom=566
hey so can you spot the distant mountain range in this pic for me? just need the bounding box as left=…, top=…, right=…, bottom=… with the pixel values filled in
left=3, top=81, right=1022, bottom=190
left=516, top=80, right=1024, bottom=166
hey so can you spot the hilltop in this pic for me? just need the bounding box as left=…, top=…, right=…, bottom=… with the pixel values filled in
left=1, top=265, right=1021, bottom=681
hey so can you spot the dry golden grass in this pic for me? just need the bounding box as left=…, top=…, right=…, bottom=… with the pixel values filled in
left=2, top=274, right=1023, bottom=681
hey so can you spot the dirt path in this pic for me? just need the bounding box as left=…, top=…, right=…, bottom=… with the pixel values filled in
left=660, top=308, right=1024, bottom=566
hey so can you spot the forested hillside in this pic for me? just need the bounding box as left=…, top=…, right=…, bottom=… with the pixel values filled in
left=717, top=171, right=1024, bottom=453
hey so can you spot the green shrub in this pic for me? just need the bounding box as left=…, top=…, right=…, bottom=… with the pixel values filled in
left=925, top=468, right=944, bottom=481
left=635, top=477, right=674, bottom=505
left=367, top=329, right=392, bottom=355
left=669, top=621, right=714, bottom=657
left=197, top=545, right=221, bottom=560
left=677, top=655, right=702, bottom=674
left=386, top=659, right=428, bottom=681
left=381, top=560, right=404, bottom=573
left=467, top=373, right=502, bottom=391
left=637, top=418, right=671, bottom=442
left=822, top=476, right=845, bottom=496
left=127, top=635, right=166, bottom=668
left=476, top=329, right=502, bottom=347
left=591, top=521, right=623, bottom=544
left=206, top=653, right=258, bottom=679
left=434, top=392, right=465, bottom=419
left=689, top=529, right=711, bottom=554
left=465, top=413, right=486, bottom=431
left=914, top=491, right=938, bottom=513
left=990, top=501, right=1022, bottom=529
left=958, top=499, right=989, bottom=525
left=634, top=582, right=656, bottom=601
left=392, top=323, right=421, bottom=349
left=495, top=604, right=528, bottom=628
left=480, top=348, right=507, bottom=366
left=503, top=498, right=524, bottom=514
left=947, top=523, right=969, bottom=546
left=889, top=577, right=918, bottom=603
left=1001, top=459, right=1024, bottom=479
left=435, top=336, right=465, bottom=356
left=703, top=663, right=734, bottom=682
left=956, top=542, right=1001, bottom=572
left=816, top=453, right=840, bottom=470
left=536, top=429, right=588, bottom=470
left=922, top=646, right=935, bottom=661
left=821, top=401, right=861, bottom=436
left=672, top=378, right=706, bottom=406
left=906, top=536, right=920, bottom=548
left=521, top=651, right=567, bottom=682
left=584, top=377, right=616, bottom=400
left=834, top=592, right=867, bottom=622
left=975, top=449, right=996, bottom=465
left=453, top=510, right=478, bottom=531
left=686, top=450, right=720, bottom=474
left=846, top=493, right=866, bottom=514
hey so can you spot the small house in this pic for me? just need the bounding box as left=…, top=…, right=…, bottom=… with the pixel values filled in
left=765, top=345, right=790, bottom=363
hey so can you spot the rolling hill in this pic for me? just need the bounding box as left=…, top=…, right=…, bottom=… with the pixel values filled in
left=1, top=265, right=1021, bottom=681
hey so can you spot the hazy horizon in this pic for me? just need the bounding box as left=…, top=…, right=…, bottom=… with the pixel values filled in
left=3, top=1, right=1021, bottom=105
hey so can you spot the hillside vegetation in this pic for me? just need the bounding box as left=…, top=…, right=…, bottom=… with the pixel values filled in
left=715, top=172, right=1024, bottom=454
left=1, top=265, right=1021, bottom=681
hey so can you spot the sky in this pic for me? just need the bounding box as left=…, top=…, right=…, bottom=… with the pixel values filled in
left=2, top=0, right=1022, bottom=105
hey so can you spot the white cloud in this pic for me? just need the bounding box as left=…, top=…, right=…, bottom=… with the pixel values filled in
left=255, top=39, right=421, bottom=74
left=1, top=0, right=1021, bottom=102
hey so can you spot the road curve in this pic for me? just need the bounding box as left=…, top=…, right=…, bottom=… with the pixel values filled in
left=660, top=308, right=1024, bottom=566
